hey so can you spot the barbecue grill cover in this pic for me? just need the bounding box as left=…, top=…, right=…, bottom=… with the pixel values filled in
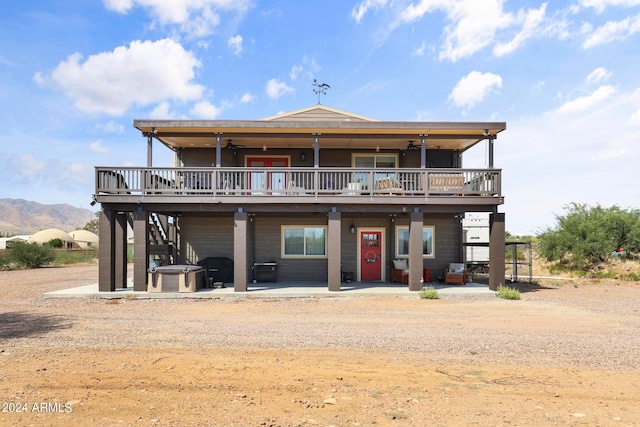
left=197, top=257, right=234, bottom=283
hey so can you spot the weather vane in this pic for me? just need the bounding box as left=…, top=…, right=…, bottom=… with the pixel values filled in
left=312, top=79, right=331, bottom=104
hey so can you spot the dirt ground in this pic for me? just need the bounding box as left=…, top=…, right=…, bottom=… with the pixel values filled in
left=1, top=264, right=639, bottom=426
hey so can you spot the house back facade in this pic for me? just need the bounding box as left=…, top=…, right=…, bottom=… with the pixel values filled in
left=95, top=105, right=507, bottom=292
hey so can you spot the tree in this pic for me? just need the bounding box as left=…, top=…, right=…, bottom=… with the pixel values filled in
left=82, top=213, right=100, bottom=236
left=537, top=203, right=640, bottom=268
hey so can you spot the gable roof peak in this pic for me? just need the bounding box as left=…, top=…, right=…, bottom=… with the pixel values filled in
left=261, top=105, right=378, bottom=122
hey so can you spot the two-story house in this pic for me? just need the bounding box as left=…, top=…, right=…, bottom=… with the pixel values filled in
left=95, top=105, right=506, bottom=293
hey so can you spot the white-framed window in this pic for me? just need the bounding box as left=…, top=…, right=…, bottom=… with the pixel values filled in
left=282, top=226, right=327, bottom=258
left=352, top=154, right=398, bottom=168
left=352, top=154, right=399, bottom=183
left=395, top=225, right=435, bottom=258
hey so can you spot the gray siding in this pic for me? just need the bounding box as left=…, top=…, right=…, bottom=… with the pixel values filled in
left=179, top=147, right=456, bottom=168
left=177, top=213, right=460, bottom=283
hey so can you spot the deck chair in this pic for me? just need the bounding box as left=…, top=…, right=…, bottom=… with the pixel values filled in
left=287, top=180, right=306, bottom=195
left=375, top=177, right=403, bottom=195
left=445, top=263, right=468, bottom=285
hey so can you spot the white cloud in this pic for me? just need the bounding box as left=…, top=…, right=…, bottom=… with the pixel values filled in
left=32, top=71, right=45, bottom=86
left=45, top=39, right=203, bottom=116
left=396, top=0, right=515, bottom=61
left=448, top=71, right=502, bottom=109
left=228, top=35, right=243, bottom=56
left=89, top=140, right=109, bottom=153
left=582, top=14, right=640, bottom=48
left=265, top=78, right=294, bottom=99
left=149, top=101, right=175, bottom=119
left=579, top=0, right=640, bottom=13
left=630, top=108, right=640, bottom=125
left=103, top=0, right=251, bottom=38
left=554, top=85, right=616, bottom=114
left=493, top=4, right=547, bottom=57
left=586, top=67, right=612, bottom=84
left=61, top=162, right=93, bottom=184
left=19, top=154, right=46, bottom=176
left=352, top=0, right=389, bottom=23
left=96, top=120, right=125, bottom=133
left=190, top=100, right=223, bottom=118
left=289, top=56, right=320, bottom=81
left=240, top=92, right=256, bottom=103
left=413, top=41, right=427, bottom=56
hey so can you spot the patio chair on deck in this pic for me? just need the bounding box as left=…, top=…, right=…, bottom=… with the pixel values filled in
left=375, top=177, right=403, bottom=195
left=445, top=263, right=468, bottom=285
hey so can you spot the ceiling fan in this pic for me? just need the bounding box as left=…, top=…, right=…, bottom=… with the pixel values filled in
left=225, top=139, right=245, bottom=150
left=404, top=140, right=420, bottom=151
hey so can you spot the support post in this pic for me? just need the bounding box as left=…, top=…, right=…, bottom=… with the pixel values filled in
left=215, top=133, right=222, bottom=167
left=313, top=133, right=320, bottom=168
left=114, top=213, right=128, bottom=289
left=408, top=211, right=424, bottom=291
left=98, top=210, right=116, bottom=292
left=489, top=212, right=506, bottom=291
left=147, top=135, right=153, bottom=167
left=233, top=211, right=248, bottom=292
left=133, top=209, right=149, bottom=291
left=420, top=135, right=426, bottom=168
left=488, top=136, right=495, bottom=168
left=327, top=212, right=341, bottom=291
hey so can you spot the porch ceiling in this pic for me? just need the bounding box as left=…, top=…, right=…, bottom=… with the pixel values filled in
left=134, top=120, right=506, bottom=152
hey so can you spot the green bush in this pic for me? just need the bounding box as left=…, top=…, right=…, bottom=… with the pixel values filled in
left=9, top=242, right=55, bottom=268
left=46, top=238, right=64, bottom=248
left=0, top=253, right=9, bottom=270
left=496, top=285, right=521, bottom=300
left=53, top=250, right=98, bottom=265
left=419, top=286, right=440, bottom=299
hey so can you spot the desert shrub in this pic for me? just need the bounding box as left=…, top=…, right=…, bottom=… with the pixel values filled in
left=419, top=286, right=440, bottom=299
left=537, top=203, right=640, bottom=269
left=53, top=250, right=98, bottom=265
left=9, top=242, right=55, bottom=268
left=620, top=272, right=640, bottom=281
left=0, top=253, right=9, bottom=270
left=496, top=285, right=521, bottom=300
left=46, top=238, right=64, bottom=248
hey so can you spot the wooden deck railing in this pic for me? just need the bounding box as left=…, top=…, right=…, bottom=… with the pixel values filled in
left=95, top=167, right=501, bottom=199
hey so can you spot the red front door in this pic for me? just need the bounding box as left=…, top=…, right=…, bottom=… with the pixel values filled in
left=360, top=231, right=382, bottom=281
left=246, top=157, right=289, bottom=193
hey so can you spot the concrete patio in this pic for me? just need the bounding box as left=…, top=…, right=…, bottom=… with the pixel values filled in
left=44, top=281, right=495, bottom=299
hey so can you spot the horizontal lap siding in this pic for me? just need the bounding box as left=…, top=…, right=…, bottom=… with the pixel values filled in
left=176, top=214, right=459, bottom=282
left=178, top=216, right=235, bottom=264
left=254, top=217, right=328, bottom=282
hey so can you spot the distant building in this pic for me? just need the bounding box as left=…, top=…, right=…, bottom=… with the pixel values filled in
left=28, top=229, right=76, bottom=249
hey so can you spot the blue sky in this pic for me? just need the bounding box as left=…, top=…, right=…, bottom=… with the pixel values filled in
left=1, top=0, right=639, bottom=235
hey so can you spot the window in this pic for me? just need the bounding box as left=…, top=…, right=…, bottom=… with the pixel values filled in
left=396, top=226, right=434, bottom=258
left=282, top=226, right=327, bottom=257
left=352, top=154, right=399, bottom=183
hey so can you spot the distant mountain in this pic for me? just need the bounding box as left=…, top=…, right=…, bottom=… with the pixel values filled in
left=0, top=199, right=97, bottom=235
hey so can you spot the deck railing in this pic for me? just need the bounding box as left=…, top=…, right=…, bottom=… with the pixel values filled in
left=95, top=167, right=501, bottom=198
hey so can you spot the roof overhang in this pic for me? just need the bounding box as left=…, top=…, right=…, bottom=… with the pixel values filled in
left=134, top=118, right=506, bottom=152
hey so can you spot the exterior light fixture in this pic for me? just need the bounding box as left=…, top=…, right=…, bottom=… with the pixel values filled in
left=300, top=152, right=306, bottom=161
left=262, top=144, right=267, bottom=151
left=350, top=222, right=356, bottom=234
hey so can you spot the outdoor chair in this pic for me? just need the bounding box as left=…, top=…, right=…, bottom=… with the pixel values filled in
left=375, top=177, right=403, bottom=195
left=391, top=259, right=409, bottom=284
left=445, top=263, right=468, bottom=285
